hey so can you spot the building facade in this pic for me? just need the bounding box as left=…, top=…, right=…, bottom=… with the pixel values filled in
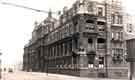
left=23, top=0, right=128, bottom=79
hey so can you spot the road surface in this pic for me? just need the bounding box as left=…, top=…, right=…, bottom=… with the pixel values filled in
left=0, top=71, right=128, bottom=80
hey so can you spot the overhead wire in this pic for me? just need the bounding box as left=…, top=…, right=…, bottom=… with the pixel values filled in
left=0, top=1, right=59, bottom=14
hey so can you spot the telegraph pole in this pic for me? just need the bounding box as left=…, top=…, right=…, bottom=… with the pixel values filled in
left=104, top=1, right=108, bottom=78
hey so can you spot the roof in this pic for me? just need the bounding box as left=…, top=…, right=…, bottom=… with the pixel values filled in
left=43, top=10, right=57, bottom=23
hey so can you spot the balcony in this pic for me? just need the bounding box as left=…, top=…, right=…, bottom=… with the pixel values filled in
left=82, top=24, right=98, bottom=35
left=98, top=32, right=106, bottom=38
left=97, top=44, right=106, bottom=50
left=126, top=57, right=135, bottom=62
left=97, top=25, right=105, bottom=32
left=111, top=38, right=124, bottom=42
left=111, top=24, right=123, bottom=29
left=112, top=54, right=123, bottom=63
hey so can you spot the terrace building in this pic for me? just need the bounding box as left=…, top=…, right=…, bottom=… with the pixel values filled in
left=23, top=0, right=128, bottom=79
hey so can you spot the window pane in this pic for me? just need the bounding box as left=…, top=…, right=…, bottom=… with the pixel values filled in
left=111, top=14, right=115, bottom=24
left=86, top=20, right=94, bottom=23
left=98, top=38, right=105, bottom=43
left=88, top=38, right=93, bottom=43
left=99, top=57, right=104, bottom=64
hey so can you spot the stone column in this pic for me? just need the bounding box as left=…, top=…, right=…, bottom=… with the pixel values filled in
left=72, top=39, right=75, bottom=69
left=41, top=46, right=44, bottom=72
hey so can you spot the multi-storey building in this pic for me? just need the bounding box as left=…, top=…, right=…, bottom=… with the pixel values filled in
left=23, top=0, right=128, bottom=78
left=123, top=13, right=135, bottom=40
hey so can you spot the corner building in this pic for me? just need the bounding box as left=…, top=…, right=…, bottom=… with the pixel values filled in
left=23, top=0, right=128, bottom=79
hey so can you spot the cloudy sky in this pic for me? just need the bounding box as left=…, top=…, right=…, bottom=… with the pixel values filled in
left=0, top=0, right=134, bottom=68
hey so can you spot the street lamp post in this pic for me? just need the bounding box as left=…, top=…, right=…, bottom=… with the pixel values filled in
left=46, top=50, right=48, bottom=76
left=0, top=59, right=1, bottom=79
left=0, top=52, right=2, bottom=79
left=105, top=1, right=108, bottom=78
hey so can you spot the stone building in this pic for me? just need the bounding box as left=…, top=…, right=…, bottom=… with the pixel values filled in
left=123, top=13, right=135, bottom=40
left=23, top=0, right=128, bottom=79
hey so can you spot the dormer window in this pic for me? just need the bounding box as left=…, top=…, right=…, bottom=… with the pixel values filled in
left=87, top=2, right=94, bottom=12
left=98, top=7, right=103, bottom=16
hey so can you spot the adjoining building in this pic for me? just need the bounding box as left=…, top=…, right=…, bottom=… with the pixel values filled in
left=23, top=0, right=128, bottom=78
left=123, top=13, right=135, bottom=40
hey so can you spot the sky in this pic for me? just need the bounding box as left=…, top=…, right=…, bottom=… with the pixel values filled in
left=0, top=0, right=134, bottom=68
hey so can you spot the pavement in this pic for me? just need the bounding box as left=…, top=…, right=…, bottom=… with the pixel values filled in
left=0, top=71, right=128, bottom=80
